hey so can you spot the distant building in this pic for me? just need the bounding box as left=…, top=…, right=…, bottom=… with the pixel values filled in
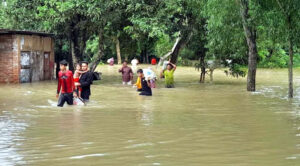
left=0, top=29, right=55, bottom=83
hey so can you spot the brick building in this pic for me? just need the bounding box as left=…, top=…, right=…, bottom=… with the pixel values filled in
left=0, top=29, right=55, bottom=83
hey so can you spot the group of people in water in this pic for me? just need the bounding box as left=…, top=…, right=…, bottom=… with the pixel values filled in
left=56, top=60, right=93, bottom=107
left=56, top=59, right=176, bottom=107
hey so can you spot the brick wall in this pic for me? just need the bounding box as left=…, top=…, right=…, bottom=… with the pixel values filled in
left=0, top=35, right=19, bottom=83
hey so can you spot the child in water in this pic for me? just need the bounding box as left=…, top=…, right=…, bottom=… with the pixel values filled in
left=137, top=69, right=152, bottom=96
left=160, top=61, right=176, bottom=88
left=134, top=76, right=143, bottom=91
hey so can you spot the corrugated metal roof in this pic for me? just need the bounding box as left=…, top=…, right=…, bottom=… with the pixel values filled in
left=0, top=29, right=54, bottom=37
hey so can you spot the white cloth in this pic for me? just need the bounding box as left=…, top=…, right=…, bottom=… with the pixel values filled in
left=107, top=58, right=114, bottom=64
left=162, top=61, right=169, bottom=70
left=143, top=68, right=156, bottom=80
left=131, top=59, right=138, bottom=66
left=73, top=97, right=85, bottom=106
left=123, top=81, right=132, bottom=85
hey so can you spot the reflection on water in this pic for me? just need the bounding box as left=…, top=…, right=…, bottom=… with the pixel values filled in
left=0, top=112, right=27, bottom=166
left=0, top=65, right=300, bottom=165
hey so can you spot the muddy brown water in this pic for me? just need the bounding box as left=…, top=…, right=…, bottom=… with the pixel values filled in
left=0, top=65, right=300, bottom=166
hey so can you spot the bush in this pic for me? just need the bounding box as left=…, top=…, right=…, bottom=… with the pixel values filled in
left=257, top=47, right=288, bottom=68
left=177, top=57, right=198, bottom=66
left=225, top=64, right=247, bottom=78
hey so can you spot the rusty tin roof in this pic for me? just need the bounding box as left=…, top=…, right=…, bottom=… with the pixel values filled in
left=0, top=29, right=54, bottom=37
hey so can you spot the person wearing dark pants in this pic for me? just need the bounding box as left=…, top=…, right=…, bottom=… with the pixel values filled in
left=56, top=60, right=76, bottom=107
left=76, top=61, right=94, bottom=102
left=57, top=93, right=74, bottom=106
left=137, top=69, right=152, bottom=96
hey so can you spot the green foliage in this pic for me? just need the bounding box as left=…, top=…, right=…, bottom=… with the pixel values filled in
left=257, top=45, right=288, bottom=68
left=154, top=34, right=173, bottom=58
left=225, top=64, right=248, bottom=78
left=177, top=57, right=198, bottom=66
left=204, top=0, right=248, bottom=76
left=85, top=36, right=99, bottom=61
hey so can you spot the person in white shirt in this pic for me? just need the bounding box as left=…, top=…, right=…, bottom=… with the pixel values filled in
left=131, top=58, right=139, bottom=72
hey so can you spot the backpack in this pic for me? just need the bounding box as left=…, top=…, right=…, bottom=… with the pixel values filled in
left=93, top=72, right=102, bottom=81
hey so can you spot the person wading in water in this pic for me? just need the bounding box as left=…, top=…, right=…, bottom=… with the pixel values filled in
left=56, top=60, right=76, bottom=107
left=119, top=61, right=133, bottom=85
left=160, top=62, right=176, bottom=88
left=75, top=61, right=94, bottom=102
left=137, top=69, right=152, bottom=96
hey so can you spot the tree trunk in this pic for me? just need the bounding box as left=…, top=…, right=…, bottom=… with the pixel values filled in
left=158, top=37, right=180, bottom=66
left=146, top=52, right=149, bottom=64
left=115, top=37, right=122, bottom=64
left=287, top=16, right=293, bottom=98
left=169, top=38, right=185, bottom=64
left=199, top=55, right=206, bottom=83
left=90, top=29, right=105, bottom=72
left=239, top=0, right=258, bottom=91
left=141, top=49, right=147, bottom=64
left=70, top=39, right=77, bottom=67
left=288, top=38, right=293, bottom=98
left=56, top=39, right=68, bottom=77
left=170, top=31, right=191, bottom=64
left=200, top=70, right=205, bottom=83
left=140, top=50, right=144, bottom=63
left=145, top=47, right=149, bottom=64
left=209, top=69, right=214, bottom=82
left=157, top=29, right=192, bottom=65
left=143, top=50, right=146, bottom=63
left=67, top=40, right=74, bottom=72
left=275, top=1, right=294, bottom=98
left=70, top=29, right=82, bottom=67
left=68, top=15, right=88, bottom=69
left=158, top=36, right=185, bottom=67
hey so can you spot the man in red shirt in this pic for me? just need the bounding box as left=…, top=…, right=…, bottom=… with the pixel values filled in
left=56, top=60, right=76, bottom=107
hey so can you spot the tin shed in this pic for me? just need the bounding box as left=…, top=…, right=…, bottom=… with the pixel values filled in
left=0, top=29, right=55, bottom=83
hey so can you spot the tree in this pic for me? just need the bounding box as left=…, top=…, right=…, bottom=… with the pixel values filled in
left=85, top=0, right=130, bottom=71
left=258, top=0, right=300, bottom=97
left=205, top=0, right=248, bottom=78
left=37, top=0, right=93, bottom=69
left=239, top=0, right=259, bottom=91
left=273, top=0, right=300, bottom=98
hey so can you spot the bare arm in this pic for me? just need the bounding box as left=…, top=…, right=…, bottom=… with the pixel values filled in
left=57, top=78, right=61, bottom=96
left=169, top=62, right=177, bottom=71
left=130, top=68, right=133, bottom=80
left=147, top=80, right=151, bottom=87
left=160, top=70, right=164, bottom=78
left=77, top=70, right=88, bottom=74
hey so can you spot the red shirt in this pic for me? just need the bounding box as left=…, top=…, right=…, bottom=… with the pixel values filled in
left=57, top=70, right=75, bottom=94
left=151, top=58, right=157, bottom=65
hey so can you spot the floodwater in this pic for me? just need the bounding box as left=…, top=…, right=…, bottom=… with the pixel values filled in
left=0, top=65, right=300, bottom=166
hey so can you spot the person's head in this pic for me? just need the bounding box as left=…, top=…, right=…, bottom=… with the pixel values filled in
left=137, top=69, right=144, bottom=78
left=59, top=60, right=68, bottom=71
left=167, top=63, right=173, bottom=70
left=75, top=63, right=81, bottom=71
left=122, top=61, right=128, bottom=67
left=81, top=61, right=89, bottom=71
